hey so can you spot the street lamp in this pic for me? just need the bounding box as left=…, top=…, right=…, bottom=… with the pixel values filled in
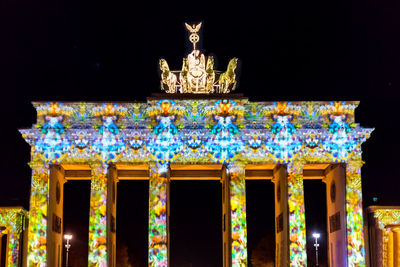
left=312, top=233, right=320, bottom=266
left=64, top=234, right=73, bottom=267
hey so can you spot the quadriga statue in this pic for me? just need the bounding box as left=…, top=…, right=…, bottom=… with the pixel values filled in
left=159, top=22, right=238, bottom=94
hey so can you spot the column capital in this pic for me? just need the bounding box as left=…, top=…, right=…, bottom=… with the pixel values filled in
left=287, top=159, right=305, bottom=174
left=28, top=159, right=49, bottom=172
left=226, top=161, right=246, bottom=171
left=346, top=158, right=364, bottom=170
left=88, top=160, right=108, bottom=175
left=149, top=161, right=169, bottom=174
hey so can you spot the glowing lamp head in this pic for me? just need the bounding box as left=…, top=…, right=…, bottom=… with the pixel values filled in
left=313, top=233, right=320, bottom=239
left=64, top=234, right=73, bottom=240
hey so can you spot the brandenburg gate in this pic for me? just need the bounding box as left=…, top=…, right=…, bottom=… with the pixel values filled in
left=11, top=23, right=374, bottom=266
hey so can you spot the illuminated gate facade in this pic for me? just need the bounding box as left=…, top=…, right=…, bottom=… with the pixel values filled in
left=17, top=23, right=373, bottom=267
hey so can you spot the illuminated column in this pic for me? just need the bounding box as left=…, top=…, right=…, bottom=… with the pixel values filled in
left=148, top=162, right=170, bottom=267
left=47, top=165, right=66, bottom=267
left=287, top=161, right=307, bottom=266
left=272, top=165, right=289, bottom=267
left=226, top=162, right=248, bottom=266
left=107, top=164, right=118, bottom=267
left=345, top=159, right=366, bottom=266
left=323, top=164, right=347, bottom=267
left=88, top=162, right=108, bottom=267
left=7, top=229, right=21, bottom=267
left=27, top=160, right=49, bottom=266
left=222, top=165, right=231, bottom=267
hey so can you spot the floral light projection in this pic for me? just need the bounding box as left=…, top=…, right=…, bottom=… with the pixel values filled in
left=19, top=100, right=373, bottom=266
left=148, top=100, right=183, bottom=165
left=92, top=115, right=125, bottom=163
left=346, top=159, right=366, bottom=266
left=148, top=163, right=168, bottom=266
left=0, top=207, right=27, bottom=267
left=26, top=161, right=49, bottom=266
left=88, top=162, right=108, bottom=267
left=205, top=99, right=245, bottom=163
left=287, top=161, right=307, bottom=266
left=266, top=114, right=301, bottom=163
left=227, top=163, right=248, bottom=265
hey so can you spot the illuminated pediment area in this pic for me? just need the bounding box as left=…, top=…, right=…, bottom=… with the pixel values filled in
left=20, top=100, right=372, bottom=165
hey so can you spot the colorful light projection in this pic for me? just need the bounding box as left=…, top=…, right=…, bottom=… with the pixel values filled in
left=88, top=162, right=108, bottom=267
left=148, top=163, right=169, bottom=266
left=0, top=207, right=27, bottom=267
left=287, top=161, right=307, bottom=266
left=205, top=99, right=245, bottom=163
left=26, top=161, right=49, bottom=266
left=345, top=159, right=366, bottom=266
left=148, top=100, right=183, bottom=165
left=227, top=162, right=248, bottom=265
left=19, top=100, right=373, bottom=266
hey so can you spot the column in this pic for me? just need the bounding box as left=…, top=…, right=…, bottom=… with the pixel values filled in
left=5, top=233, right=10, bottom=267
left=0, top=232, right=2, bottom=265
left=27, top=160, right=49, bottom=266
left=107, top=164, right=118, bottom=267
left=324, top=164, right=347, bottom=267
left=345, top=159, right=366, bottom=265
left=47, top=165, right=66, bottom=267
left=8, top=228, right=23, bottom=267
left=272, top=165, right=289, bottom=267
left=287, top=161, right=307, bottom=266
left=148, top=162, right=169, bottom=267
left=226, top=162, right=248, bottom=266
left=388, top=230, right=394, bottom=267
left=393, top=229, right=400, bottom=267
left=382, top=229, right=389, bottom=267
left=222, top=165, right=231, bottom=267
left=88, top=162, right=108, bottom=266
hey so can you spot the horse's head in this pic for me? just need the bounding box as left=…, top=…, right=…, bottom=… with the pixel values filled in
left=206, top=56, right=214, bottom=71
left=227, top=58, right=238, bottom=73
left=159, top=59, right=170, bottom=72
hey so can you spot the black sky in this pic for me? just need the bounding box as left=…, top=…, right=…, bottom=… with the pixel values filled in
left=1, top=0, right=400, bottom=265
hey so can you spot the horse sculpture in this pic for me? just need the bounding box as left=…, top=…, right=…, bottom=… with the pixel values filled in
left=159, top=59, right=178, bottom=93
left=206, top=56, right=215, bottom=93
left=218, top=58, right=238, bottom=93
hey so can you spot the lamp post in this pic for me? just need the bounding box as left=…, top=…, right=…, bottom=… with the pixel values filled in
left=64, top=234, right=73, bottom=267
left=312, top=233, right=320, bottom=266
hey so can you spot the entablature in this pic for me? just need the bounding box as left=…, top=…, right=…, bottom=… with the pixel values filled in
left=20, top=100, right=373, bottom=166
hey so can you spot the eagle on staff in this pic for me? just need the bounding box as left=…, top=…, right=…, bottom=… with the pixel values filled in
left=159, top=22, right=238, bottom=94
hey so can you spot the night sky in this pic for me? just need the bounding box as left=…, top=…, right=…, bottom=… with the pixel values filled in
left=2, top=0, right=400, bottom=266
